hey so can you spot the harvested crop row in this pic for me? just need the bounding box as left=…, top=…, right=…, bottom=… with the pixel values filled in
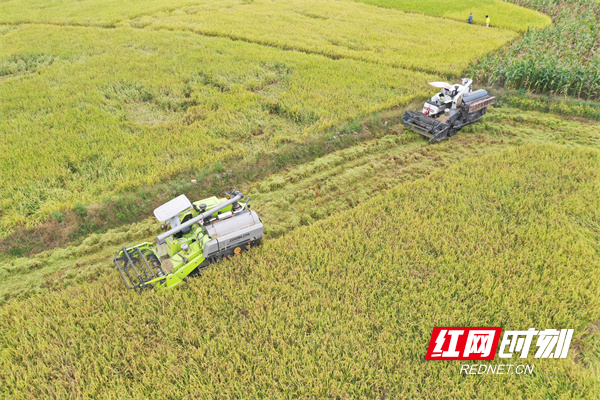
left=0, top=24, right=436, bottom=233
left=1, top=143, right=598, bottom=398
left=128, top=0, right=521, bottom=76
left=3, top=105, right=600, bottom=303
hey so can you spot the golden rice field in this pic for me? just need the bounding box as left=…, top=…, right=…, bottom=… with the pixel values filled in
left=0, top=0, right=550, bottom=31
left=0, top=0, right=199, bottom=26
left=4, top=2, right=594, bottom=397
left=129, top=0, right=521, bottom=75
left=0, top=24, right=435, bottom=233
left=0, top=0, right=548, bottom=234
left=1, top=143, right=598, bottom=398
left=3, top=105, right=599, bottom=306
left=356, top=0, right=551, bottom=32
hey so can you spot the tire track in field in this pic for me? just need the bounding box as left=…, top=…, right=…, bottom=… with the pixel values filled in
left=0, top=127, right=514, bottom=303
left=3, top=104, right=600, bottom=302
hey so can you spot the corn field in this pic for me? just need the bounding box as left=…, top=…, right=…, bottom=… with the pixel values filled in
left=474, top=0, right=600, bottom=99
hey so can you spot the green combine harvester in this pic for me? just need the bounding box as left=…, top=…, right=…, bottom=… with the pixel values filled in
left=114, top=190, right=263, bottom=291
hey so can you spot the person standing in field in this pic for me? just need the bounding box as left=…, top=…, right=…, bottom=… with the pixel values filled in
left=486, top=15, right=490, bottom=27
left=467, top=12, right=473, bottom=24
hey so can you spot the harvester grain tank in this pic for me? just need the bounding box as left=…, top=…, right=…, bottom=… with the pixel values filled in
left=402, top=78, right=495, bottom=142
left=114, top=190, right=263, bottom=291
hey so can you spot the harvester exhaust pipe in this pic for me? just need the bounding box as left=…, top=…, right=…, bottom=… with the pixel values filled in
left=156, top=190, right=244, bottom=245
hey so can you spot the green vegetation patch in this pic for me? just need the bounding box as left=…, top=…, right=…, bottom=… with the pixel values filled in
left=0, top=0, right=544, bottom=235
left=498, top=91, right=600, bottom=121
left=1, top=144, right=598, bottom=398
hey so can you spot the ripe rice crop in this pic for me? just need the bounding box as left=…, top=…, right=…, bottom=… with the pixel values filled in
left=354, top=0, right=551, bottom=32
left=0, top=24, right=437, bottom=234
left=252, top=106, right=600, bottom=237
left=3, top=104, right=600, bottom=303
left=0, top=0, right=201, bottom=26
left=0, top=0, right=549, bottom=33
left=0, top=0, right=542, bottom=235
left=0, top=0, right=548, bottom=234
left=475, top=0, right=600, bottom=99
left=1, top=143, right=598, bottom=398
left=131, top=0, right=521, bottom=76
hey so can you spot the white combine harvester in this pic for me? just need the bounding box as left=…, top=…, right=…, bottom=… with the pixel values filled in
left=402, top=78, right=495, bottom=142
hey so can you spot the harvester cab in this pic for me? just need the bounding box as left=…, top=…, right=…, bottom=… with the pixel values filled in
left=402, top=78, right=495, bottom=142
left=114, top=190, right=263, bottom=292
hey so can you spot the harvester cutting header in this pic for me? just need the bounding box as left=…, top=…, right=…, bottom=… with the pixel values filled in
left=402, top=78, right=495, bottom=142
left=114, top=190, right=263, bottom=292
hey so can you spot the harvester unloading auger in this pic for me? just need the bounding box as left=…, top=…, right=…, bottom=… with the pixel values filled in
left=114, top=190, right=263, bottom=291
left=402, top=78, right=495, bottom=142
